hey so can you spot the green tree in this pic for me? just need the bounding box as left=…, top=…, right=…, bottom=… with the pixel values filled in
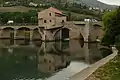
left=102, top=7, right=120, bottom=45
left=67, top=12, right=71, bottom=21
left=14, top=12, right=23, bottom=23
left=1, top=12, right=11, bottom=23
left=0, top=11, right=37, bottom=24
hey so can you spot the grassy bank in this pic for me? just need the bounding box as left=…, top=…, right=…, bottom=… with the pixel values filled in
left=86, top=54, right=120, bottom=80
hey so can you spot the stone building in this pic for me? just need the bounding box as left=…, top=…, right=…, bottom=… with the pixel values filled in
left=38, top=7, right=66, bottom=29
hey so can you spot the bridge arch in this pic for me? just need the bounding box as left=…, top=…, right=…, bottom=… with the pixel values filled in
left=53, top=26, right=84, bottom=40
left=17, top=27, right=30, bottom=39
left=1, top=27, right=14, bottom=39
left=53, top=27, right=70, bottom=40
left=91, top=24, right=104, bottom=41
left=2, top=27, right=14, bottom=30
left=17, top=27, right=30, bottom=30
left=93, top=24, right=102, bottom=28
left=33, top=28, right=42, bottom=40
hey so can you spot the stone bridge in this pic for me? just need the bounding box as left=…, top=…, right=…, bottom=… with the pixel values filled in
left=37, top=21, right=104, bottom=42
left=0, top=21, right=104, bottom=42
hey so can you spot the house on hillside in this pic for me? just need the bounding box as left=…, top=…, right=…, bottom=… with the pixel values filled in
left=38, top=7, right=67, bottom=29
left=29, top=2, right=38, bottom=7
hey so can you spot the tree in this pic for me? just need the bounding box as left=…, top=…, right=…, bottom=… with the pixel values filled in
left=14, top=12, right=23, bottom=23
left=101, top=7, right=120, bottom=45
left=67, top=12, right=71, bottom=21
left=0, top=11, right=37, bottom=24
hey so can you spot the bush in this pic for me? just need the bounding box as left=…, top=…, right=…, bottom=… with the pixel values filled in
left=102, top=7, right=120, bottom=45
left=0, top=10, right=37, bottom=24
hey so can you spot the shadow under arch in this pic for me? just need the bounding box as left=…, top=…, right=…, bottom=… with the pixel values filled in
left=17, top=27, right=30, bottom=31
left=93, top=24, right=102, bottom=28
left=33, top=28, right=42, bottom=40
left=53, top=27, right=70, bottom=40
left=2, top=27, right=14, bottom=30
left=1, top=27, right=14, bottom=39
left=17, top=27, right=30, bottom=40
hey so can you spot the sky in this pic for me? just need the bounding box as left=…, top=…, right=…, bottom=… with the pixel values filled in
left=98, top=0, right=120, bottom=5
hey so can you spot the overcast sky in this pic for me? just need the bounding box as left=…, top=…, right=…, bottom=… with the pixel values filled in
left=98, top=0, right=120, bottom=5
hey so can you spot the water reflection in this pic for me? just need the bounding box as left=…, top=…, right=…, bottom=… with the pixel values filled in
left=0, top=39, right=112, bottom=80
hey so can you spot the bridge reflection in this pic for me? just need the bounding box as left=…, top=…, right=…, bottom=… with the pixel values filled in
left=0, top=39, right=112, bottom=80
left=0, top=39, right=112, bottom=64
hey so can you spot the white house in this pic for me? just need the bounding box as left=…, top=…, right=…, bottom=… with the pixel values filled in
left=29, top=2, right=38, bottom=7
left=7, top=20, right=14, bottom=24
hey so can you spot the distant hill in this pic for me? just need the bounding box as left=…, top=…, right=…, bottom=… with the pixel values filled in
left=0, top=0, right=117, bottom=9
left=0, top=6, right=37, bottom=12
left=70, top=0, right=117, bottom=9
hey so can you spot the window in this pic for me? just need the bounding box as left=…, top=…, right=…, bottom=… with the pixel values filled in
left=49, top=13, right=51, bottom=16
left=49, top=60, right=51, bottom=63
left=44, top=58, right=47, bottom=62
left=62, top=20, right=64, bottom=23
left=44, top=20, right=47, bottom=23
left=49, top=66, right=51, bottom=70
left=50, top=20, right=52, bottom=22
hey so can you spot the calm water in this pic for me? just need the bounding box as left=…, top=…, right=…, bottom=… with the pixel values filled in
left=0, top=39, right=112, bottom=80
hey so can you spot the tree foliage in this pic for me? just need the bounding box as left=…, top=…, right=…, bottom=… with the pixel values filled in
left=102, top=7, right=120, bottom=45
left=0, top=10, right=37, bottom=24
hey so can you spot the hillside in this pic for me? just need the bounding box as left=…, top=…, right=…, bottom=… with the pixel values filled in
left=0, top=6, right=37, bottom=12
left=0, top=0, right=109, bottom=21
left=0, top=0, right=117, bottom=9
left=69, top=0, right=117, bottom=9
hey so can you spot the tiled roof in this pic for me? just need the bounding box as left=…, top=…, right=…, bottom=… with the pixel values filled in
left=48, top=7, right=63, bottom=14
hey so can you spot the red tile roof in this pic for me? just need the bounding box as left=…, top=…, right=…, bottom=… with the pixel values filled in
left=48, top=7, right=63, bottom=14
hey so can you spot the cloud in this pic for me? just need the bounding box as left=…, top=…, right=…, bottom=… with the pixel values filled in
left=98, top=0, right=120, bottom=5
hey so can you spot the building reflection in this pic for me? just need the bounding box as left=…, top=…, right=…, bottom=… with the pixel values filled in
left=38, top=53, right=70, bottom=73
left=37, top=41, right=70, bottom=73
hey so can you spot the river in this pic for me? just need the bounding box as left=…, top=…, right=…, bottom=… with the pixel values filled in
left=0, top=39, right=112, bottom=80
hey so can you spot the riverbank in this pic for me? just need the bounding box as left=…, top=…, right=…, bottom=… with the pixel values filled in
left=69, top=47, right=117, bottom=80
left=86, top=53, right=120, bottom=80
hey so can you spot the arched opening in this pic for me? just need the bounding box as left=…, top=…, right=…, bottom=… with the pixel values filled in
left=2, top=27, right=14, bottom=39
left=17, top=27, right=30, bottom=45
left=62, top=28, right=69, bottom=40
left=33, top=28, right=42, bottom=40
left=92, top=24, right=104, bottom=41
left=3, top=27, right=14, bottom=30
left=17, top=27, right=30, bottom=39
left=79, top=33, right=84, bottom=48
left=17, top=27, right=30, bottom=31
left=54, top=28, right=70, bottom=40
left=93, top=24, right=102, bottom=28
